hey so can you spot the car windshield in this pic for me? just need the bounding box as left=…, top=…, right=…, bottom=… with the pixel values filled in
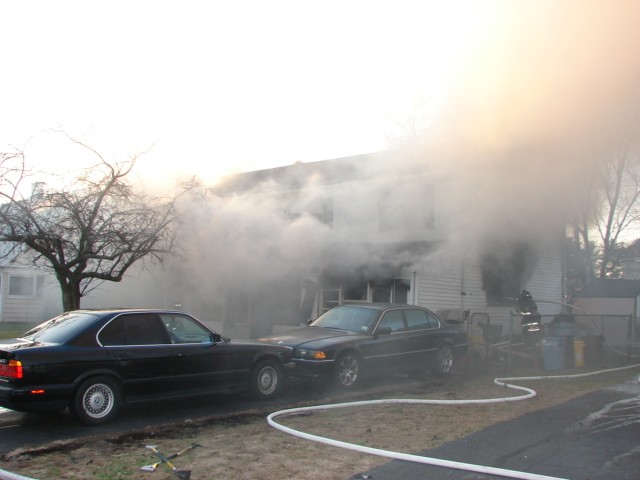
left=19, top=312, right=101, bottom=344
left=310, top=306, right=380, bottom=333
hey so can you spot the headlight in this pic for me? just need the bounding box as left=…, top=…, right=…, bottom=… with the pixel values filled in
left=294, top=348, right=328, bottom=360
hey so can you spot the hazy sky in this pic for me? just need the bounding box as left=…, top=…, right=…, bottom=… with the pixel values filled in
left=2, top=1, right=639, bottom=187
left=0, top=1, right=469, bottom=184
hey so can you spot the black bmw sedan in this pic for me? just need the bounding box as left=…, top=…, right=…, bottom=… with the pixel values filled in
left=259, top=304, right=468, bottom=388
left=0, top=309, right=293, bottom=425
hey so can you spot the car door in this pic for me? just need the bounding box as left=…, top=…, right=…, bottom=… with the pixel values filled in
left=160, top=313, right=255, bottom=393
left=404, top=308, right=442, bottom=367
left=359, top=309, right=410, bottom=373
left=99, top=313, right=175, bottom=399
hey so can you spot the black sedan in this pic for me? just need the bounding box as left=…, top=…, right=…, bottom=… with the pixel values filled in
left=0, top=309, right=293, bottom=425
left=259, top=304, right=468, bottom=388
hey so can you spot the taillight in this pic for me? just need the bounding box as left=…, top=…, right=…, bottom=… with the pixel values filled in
left=0, top=359, right=23, bottom=379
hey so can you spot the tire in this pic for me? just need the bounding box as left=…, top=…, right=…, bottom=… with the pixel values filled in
left=431, top=345, right=454, bottom=378
left=335, top=352, right=361, bottom=388
left=249, top=359, right=283, bottom=400
left=70, top=376, right=122, bottom=425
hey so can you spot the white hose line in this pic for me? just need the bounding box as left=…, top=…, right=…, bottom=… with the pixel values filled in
left=0, top=470, right=39, bottom=480
left=267, top=363, right=640, bottom=480
left=1, top=365, right=639, bottom=480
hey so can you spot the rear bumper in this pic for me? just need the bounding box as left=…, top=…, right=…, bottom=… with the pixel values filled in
left=0, top=383, right=72, bottom=413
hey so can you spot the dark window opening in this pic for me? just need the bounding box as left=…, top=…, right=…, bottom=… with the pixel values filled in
left=320, top=276, right=411, bottom=314
left=481, top=241, right=537, bottom=306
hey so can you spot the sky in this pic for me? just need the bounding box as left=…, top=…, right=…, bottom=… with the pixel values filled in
left=2, top=1, right=640, bottom=189
left=0, top=1, right=473, bottom=186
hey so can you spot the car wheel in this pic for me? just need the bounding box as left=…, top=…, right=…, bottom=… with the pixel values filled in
left=249, top=359, right=282, bottom=400
left=431, top=345, right=454, bottom=378
left=335, top=352, right=361, bottom=388
left=70, top=376, right=122, bottom=425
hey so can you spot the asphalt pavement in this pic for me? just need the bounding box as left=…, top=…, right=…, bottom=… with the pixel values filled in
left=351, top=375, right=640, bottom=480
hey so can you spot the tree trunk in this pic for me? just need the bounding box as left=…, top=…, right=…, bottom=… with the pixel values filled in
left=61, top=281, right=82, bottom=312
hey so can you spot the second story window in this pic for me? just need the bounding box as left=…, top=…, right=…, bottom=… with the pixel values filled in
left=379, top=185, right=434, bottom=232
left=285, top=195, right=333, bottom=227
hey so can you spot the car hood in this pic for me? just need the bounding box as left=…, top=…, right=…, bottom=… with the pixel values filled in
left=259, top=326, right=360, bottom=349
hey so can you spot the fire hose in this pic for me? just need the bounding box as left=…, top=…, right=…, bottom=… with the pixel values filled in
left=267, top=364, right=640, bottom=480
left=1, top=365, right=639, bottom=480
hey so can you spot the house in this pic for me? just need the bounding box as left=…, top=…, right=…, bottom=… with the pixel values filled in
left=0, top=150, right=567, bottom=338
left=572, top=279, right=640, bottom=348
left=0, top=262, right=54, bottom=324
left=200, top=151, right=565, bottom=339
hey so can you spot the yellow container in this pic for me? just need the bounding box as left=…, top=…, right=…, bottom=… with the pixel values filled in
left=574, top=340, right=585, bottom=368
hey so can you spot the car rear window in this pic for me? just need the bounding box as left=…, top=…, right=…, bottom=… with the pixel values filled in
left=19, top=312, right=101, bottom=344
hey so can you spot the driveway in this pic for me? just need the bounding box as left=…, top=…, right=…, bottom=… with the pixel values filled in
left=352, top=375, right=640, bottom=480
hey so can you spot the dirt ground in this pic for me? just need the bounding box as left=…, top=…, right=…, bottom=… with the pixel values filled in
left=2, top=362, right=640, bottom=480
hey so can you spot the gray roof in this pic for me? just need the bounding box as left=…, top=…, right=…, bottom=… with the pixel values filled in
left=575, top=279, right=640, bottom=298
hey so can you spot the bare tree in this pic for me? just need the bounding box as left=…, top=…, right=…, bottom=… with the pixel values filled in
left=0, top=146, right=29, bottom=203
left=0, top=139, right=185, bottom=311
left=567, top=134, right=640, bottom=283
left=593, top=140, right=640, bottom=278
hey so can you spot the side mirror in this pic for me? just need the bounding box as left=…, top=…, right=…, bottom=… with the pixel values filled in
left=376, top=326, right=392, bottom=336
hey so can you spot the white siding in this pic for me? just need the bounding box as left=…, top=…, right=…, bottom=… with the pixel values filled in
left=332, top=183, right=381, bottom=235
left=414, top=241, right=563, bottom=332
left=0, top=270, right=52, bottom=323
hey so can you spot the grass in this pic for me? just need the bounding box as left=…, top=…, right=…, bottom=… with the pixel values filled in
left=0, top=322, right=34, bottom=340
left=2, top=361, right=639, bottom=480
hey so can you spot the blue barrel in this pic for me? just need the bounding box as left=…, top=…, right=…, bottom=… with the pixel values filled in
left=542, top=337, right=566, bottom=370
left=552, top=322, right=576, bottom=336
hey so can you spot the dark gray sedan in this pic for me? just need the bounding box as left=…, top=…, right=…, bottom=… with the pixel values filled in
left=259, top=304, right=468, bottom=388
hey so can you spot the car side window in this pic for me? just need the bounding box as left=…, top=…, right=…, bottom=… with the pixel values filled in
left=159, top=314, right=213, bottom=344
left=99, top=317, right=126, bottom=346
left=378, top=310, right=406, bottom=333
left=99, top=314, right=171, bottom=346
left=406, top=309, right=439, bottom=330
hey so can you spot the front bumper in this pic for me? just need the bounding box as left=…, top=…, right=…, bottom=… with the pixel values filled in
left=287, top=358, right=335, bottom=379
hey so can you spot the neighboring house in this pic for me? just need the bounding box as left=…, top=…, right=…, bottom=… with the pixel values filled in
left=208, top=152, right=565, bottom=339
left=0, top=263, right=52, bottom=324
left=572, top=279, right=640, bottom=348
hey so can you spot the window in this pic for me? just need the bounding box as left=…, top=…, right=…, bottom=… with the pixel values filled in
left=285, top=195, right=333, bottom=226
left=481, top=241, right=537, bottom=306
left=99, top=314, right=171, bottom=346
left=405, top=309, right=439, bottom=330
left=379, top=185, right=435, bottom=232
left=8, top=275, right=36, bottom=297
left=319, top=277, right=412, bottom=314
left=159, top=314, right=213, bottom=343
left=378, top=310, right=406, bottom=332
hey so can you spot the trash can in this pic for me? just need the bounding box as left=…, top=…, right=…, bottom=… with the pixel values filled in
left=583, top=335, right=604, bottom=365
left=574, top=339, right=585, bottom=368
left=552, top=321, right=576, bottom=337
left=542, top=337, right=566, bottom=370
left=564, top=336, right=575, bottom=368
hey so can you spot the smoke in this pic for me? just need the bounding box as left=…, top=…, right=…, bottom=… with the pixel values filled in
left=424, top=0, right=640, bottom=255
left=79, top=1, right=640, bottom=325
